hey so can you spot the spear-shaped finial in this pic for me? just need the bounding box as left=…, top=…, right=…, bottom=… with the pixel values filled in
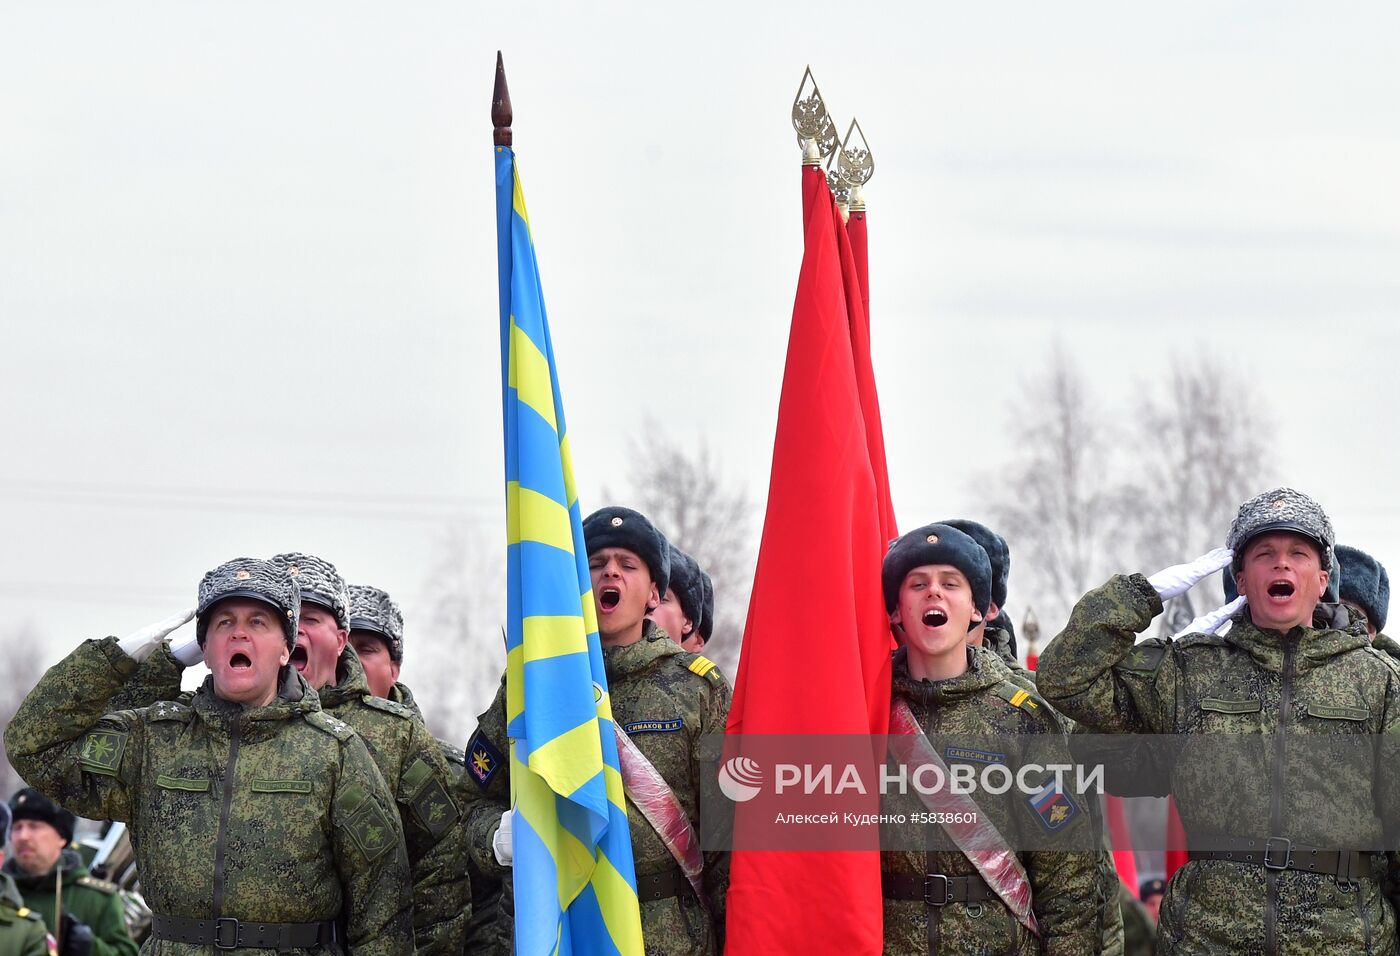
left=791, top=66, right=838, bottom=166
left=492, top=51, right=513, bottom=147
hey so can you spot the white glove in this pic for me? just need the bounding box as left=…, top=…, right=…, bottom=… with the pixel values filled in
left=169, top=630, right=205, bottom=666
left=1147, top=548, right=1233, bottom=601
left=1172, top=596, right=1247, bottom=639
left=117, top=608, right=196, bottom=663
left=492, top=809, right=514, bottom=866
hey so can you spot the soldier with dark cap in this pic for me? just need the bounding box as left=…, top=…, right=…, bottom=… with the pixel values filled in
left=1038, top=487, right=1400, bottom=954
left=3, top=557, right=413, bottom=956
left=879, top=522, right=1098, bottom=954
left=0, top=802, right=51, bottom=956
left=649, top=545, right=707, bottom=654
left=3, top=790, right=132, bottom=956
left=462, top=506, right=731, bottom=955
left=1334, top=545, right=1391, bottom=649
left=266, top=553, right=469, bottom=956
left=346, top=583, right=501, bottom=956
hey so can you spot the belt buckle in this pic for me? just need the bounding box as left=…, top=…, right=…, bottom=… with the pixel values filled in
left=1263, top=837, right=1292, bottom=871
left=214, top=917, right=241, bottom=950
left=923, top=874, right=951, bottom=907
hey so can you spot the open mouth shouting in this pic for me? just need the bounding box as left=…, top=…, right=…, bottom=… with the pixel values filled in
left=598, top=587, right=622, bottom=612
left=229, top=651, right=253, bottom=670
left=289, top=645, right=309, bottom=672
left=921, top=608, right=949, bottom=628
left=1266, top=579, right=1296, bottom=601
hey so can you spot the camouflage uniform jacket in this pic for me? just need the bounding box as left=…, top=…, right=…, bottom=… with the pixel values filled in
left=881, top=646, right=1098, bottom=956
left=0, top=874, right=48, bottom=956
left=981, top=627, right=1125, bottom=956
left=1116, top=882, right=1154, bottom=956
left=3, top=637, right=413, bottom=956
left=3, top=851, right=135, bottom=956
left=317, top=650, right=468, bottom=956
left=1375, top=632, right=1400, bottom=664
left=384, top=682, right=501, bottom=956
left=1036, top=574, right=1400, bottom=955
left=462, top=622, right=732, bottom=956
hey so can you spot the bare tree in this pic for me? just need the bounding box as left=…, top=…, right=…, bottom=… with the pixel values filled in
left=610, top=421, right=757, bottom=679
left=402, top=520, right=507, bottom=744
left=0, top=623, right=47, bottom=796
left=1122, top=356, right=1274, bottom=628
left=978, top=345, right=1126, bottom=629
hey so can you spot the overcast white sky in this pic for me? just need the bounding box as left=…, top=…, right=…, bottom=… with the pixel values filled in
left=3, top=2, right=1397, bottom=713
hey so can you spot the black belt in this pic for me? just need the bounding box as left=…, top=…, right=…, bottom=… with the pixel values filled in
left=636, top=867, right=690, bottom=903
left=882, top=872, right=996, bottom=906
left=151, top=914, right=339, bottom=950
left=1188, top=837, right=1372, bottom=883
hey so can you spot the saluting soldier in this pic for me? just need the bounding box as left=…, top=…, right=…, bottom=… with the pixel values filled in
left=267, top=554, right=469, bottom=956
left=879, top=523, right=1098, bottom=954
left=345, top=583, right=500, bottom=956
left=3, top=557, right=412, bottom=956
left=1037, top=488, right=1400, bottom=954
left=3, top=790, right=133, bottom=956
left=0, top=802, right=51, bottom=956
left=463, top=506, right=731, bottom=955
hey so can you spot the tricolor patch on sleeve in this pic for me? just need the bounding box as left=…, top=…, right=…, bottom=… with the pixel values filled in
left=466, top=730, right=503, bottom=790
left=1026, top=776, right=1079, bottom=831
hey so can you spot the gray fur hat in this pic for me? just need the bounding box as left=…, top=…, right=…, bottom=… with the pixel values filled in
left=269, top=552, right=350, bottom=631
left=582, top=507, right=671, bottom=597
left=697, top=569, right=715, bottom=643
left=882, top=523, right=993, bottom=622
left=664, top=547, right=705, bottom=637
left=196, top=556, right=301, bottom=648
left=1226, top=487, right=1334, bottom=572
left=1335, top=545, right=1390, bottom=633
left=941, top=519, right=1010, bottom=608
left=348, top=584, right=405, bottom=662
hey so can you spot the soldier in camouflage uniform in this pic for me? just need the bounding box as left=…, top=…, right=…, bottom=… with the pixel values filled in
left=880, top=523, right=1098, bottom=955
left=267, top=554, right=469, bottom=956
left=1334, top=545, right=1391, bottom=653
left=463, top=507, right=731, bottom=956
left=1037, top=488, right=1400, bottom=954
left=648, top=545, right=706, bottom=654
left=346, top=583, right=501, bottom=956
left=4, top=790, right=134, bottom=956
left=942, top=517, right=1126, bottom=955
left=3, top=557, right=413, bottom=956
left=0, top=803, right=52, bottom=956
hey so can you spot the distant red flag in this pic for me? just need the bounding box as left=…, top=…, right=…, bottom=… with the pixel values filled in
left=834, top=207, right=896, bottom=543
left=724, top=166, right=892, bottom=955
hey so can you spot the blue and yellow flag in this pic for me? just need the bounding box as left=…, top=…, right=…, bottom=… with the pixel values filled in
left=495, top=144, right=644, bottom=956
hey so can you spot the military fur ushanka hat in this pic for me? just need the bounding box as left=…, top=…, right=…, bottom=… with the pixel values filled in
left=196, top=556, right=301, bottom=648
left=582, top=507, right=671, bottom=597
left=1335, top=545, right=1389, bottom=632
left=882, top=523, right=993, bottom=624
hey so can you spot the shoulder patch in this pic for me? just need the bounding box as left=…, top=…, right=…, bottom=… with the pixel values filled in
left=79, top=728, right=127, bottom=777
left=465, top=729, right=504, bottom=791
left=305, top=711, right=356, bottom=742
left=402, top=756, right=458, bottom=839
left=146, top=700, right=191, bottom=722
left=993, top=680, right=1043, bottom=714
left=687, top=656, right=717, bottom=678
left=336, top=782, right=396, bottom=864
left=1026, top=775, right=1080, bottom=832
left=363, top=696, right=413, bottom=719
left=76, top=876, right=119, bottom=895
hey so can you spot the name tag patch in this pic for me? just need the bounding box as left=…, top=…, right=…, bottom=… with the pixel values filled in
left=623, top=718, right=683, bottom=735
left=944, top=746, right=1005, bottom=765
